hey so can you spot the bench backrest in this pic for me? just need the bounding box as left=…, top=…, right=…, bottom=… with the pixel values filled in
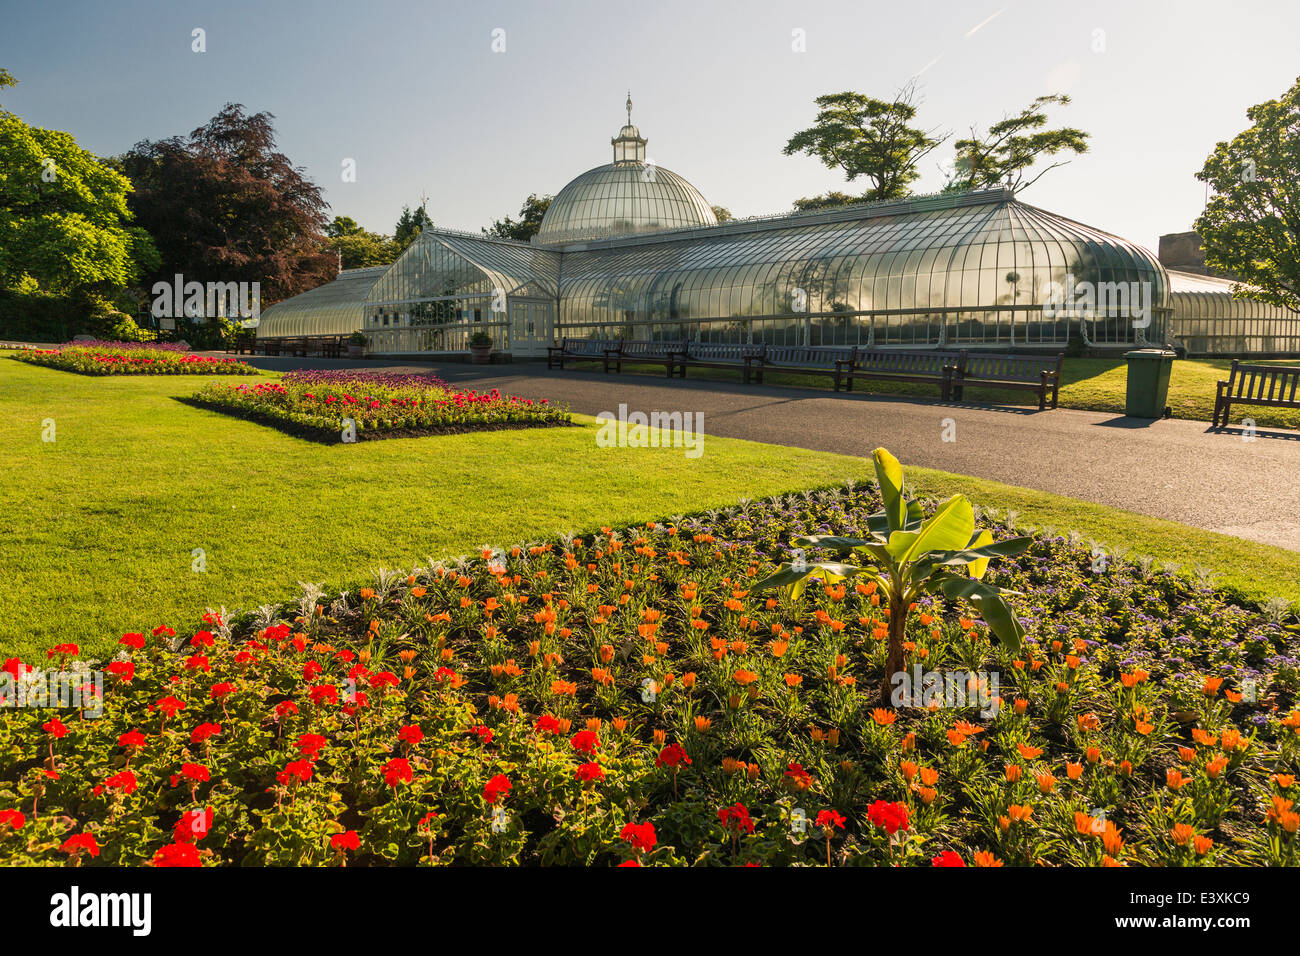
left=1226, top=360, right=1300, bottom=402
left=961, top=352, right=1062, bottom=382
left=686, top=342, right=764, bottom=361
left=564, top=338, right=620, bottom=354
left=855, top=349, right=955, bottom=375
left=620, top=339, right=685, bottom=356
left=763, top=345, right=855, bottom=367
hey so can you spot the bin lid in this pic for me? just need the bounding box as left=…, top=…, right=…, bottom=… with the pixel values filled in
left=1123, top=348, right=1177, bottom=359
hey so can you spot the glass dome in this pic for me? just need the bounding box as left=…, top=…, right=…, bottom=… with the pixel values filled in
left=534, top=95, right=717, bottom=246
left=534, top=163, right=718, bottom=246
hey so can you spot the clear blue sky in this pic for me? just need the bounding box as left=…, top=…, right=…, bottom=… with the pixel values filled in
left=3, top=0, right=1297, bottom=251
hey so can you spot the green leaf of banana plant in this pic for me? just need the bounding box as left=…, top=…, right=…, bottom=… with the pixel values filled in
left=873, top=448, right=907, bottom=533
left=930, top=573, right=1025, bottom=654
left=886, top=494, right=975, bottom=563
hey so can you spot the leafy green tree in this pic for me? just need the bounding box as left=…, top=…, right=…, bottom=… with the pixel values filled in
left=754, top=448, right=1030, bottom=702
left=326, top=215, right=364, bottom=238
left=394, top=204, right=434, bottom=249
left=325, top=215, right=398, bottom=268
left=484, top=194, right=552, bottom=241
left=1195, top=76, right=1300, bottom=312
left=0, top=70, right=157, bottom=297
left=783, top=85, right=946, bottom=202
left=946, top=94, right=1089, bottom=193
left=792, top=191, right=862, bottom=213
left=710, top=205, right=733, bottom=223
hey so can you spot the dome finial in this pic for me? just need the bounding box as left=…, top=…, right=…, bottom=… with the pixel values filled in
left=611, top=93, right=647, bottom=165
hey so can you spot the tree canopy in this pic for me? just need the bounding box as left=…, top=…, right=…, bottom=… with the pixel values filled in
left=0, top=69, right=157, bottom=297
left=394, top=204, right=434, bottom=250
left=783, top=86, right=946, bottom=202
left=791, top=191, right=862, bottom=213
left=1195, top=76, right=1300, bottom=312
left=484, top=194, right=552, bottom=242
left=945, top=94, right=1089, bottom=192
left=118, top=103, right=335, bottom=305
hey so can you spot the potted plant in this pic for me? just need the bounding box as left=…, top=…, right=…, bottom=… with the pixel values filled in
left=348, top=330, right=366, bottom=358
left=468, top=331, right=493, bottom=364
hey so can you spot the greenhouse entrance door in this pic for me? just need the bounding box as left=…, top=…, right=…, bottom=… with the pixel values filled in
left=509, top=298, right=554, bottom=357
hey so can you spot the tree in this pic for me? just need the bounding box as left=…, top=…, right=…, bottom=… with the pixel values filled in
left=710, top=205, right=733, bottom=223
left=325, top=215, right=399, bottom=269
left=394, top=204, right=434, bottom=249
left=1195, top=76, right=1300, bottom=312
left=783, top=85, right=946, bottom=202
left=326, top=215, right=364, bottom=238
left=0, top=69, right=157, bottom=298
left=792, top=191, right=862, bottom=213
left=946, top=94, right=1089, bottom=193
left=119, top=104, right=335, bottom=308
left=484, top=194, right=552, bottom=241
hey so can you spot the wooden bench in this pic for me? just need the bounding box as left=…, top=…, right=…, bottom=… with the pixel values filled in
left=547, top=337, right=622, bottom=371
left=750, top=345, right=858, bottom=390
left=1213, top=360, right=1300, bottom=427
left=847, top=348, right=959, bottom=398
left=678, top=342, right=767, bottom=382
left=950, top=351, right=1064, bottom=410
left=610, top=339, right=687, bottom=377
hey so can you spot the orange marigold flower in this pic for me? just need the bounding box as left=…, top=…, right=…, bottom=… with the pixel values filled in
left=872, top=708, right=896, bottom=726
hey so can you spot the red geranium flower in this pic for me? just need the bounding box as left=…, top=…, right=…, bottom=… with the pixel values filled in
left=331, top=830, right=361, bottom=852
left=0, top=809, right=27, bottom=830
left=719, top=802, right=755, bottom=835
left=61, top=833, right=100, bottom=857
left=278, top=760, right=313, bottom=786
left=105, top=661, right=135, bottom=682
left=119, top=633, right=146, bottom=650
left=309, top=684, right=339, bottom=705
left=174, top=807, right=214, bottom=843
left=104, top=770, right=138, bottom=794
left=469, top=724, right=493, bottom=744
left=42, top=718, right=68, bottom=738
left=570, top=730, right=600, bottom=754
left=153, top=696, right=185, bottom=717
left=867, top=800, right=910, bottom=835
left=210, top=682, right=236, bottom=699
left=398, top=724, right=424, bottom=745
left=575, top=761, right=605, bottom=783
left=483, top=774, right=511, bottom=804
left=153, top=842, right=201, bottom=867
left=118, top=729, right=147, bottom=749
left=620, top=821, right=657, bottom=852
left=296, top=733, right=327, bottom=756
left=931, top=850, right=966, bottom=867
left=181, top=763, right=210, bottom=783
left=535, top=714, right=560, bottom=735
left=816, top=809, right=846, bottom=830
left=47, top=643, right=79, bottom=659
left=191, top=722, right=222, bottom=744
left=655, top=743, right=691, bottom=768
left=383, top=757, right=413, bottom=788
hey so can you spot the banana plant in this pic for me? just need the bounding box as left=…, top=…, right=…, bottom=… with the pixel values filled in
left=755, top=447, right=1033, bottom=702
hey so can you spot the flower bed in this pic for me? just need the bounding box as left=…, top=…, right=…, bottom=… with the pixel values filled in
left=13, top=341, right=255, bottom=375
left=187, top=369, right=571, bottom=442
left=1, top=484, right=1297, bottom=866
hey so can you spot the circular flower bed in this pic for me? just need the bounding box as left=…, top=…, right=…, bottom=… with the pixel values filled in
left=1, top=485, right=1296, bottom=866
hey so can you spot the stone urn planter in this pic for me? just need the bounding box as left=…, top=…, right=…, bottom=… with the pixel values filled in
left=468, top=332, right=493, bottom=365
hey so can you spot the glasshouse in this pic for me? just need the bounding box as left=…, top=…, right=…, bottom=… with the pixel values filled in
left=256, top=101, right=1300, bottom=358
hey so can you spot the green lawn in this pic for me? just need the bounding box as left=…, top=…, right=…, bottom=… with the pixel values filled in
left=612, top=356, right=1300, bottom=429
left=3, top=359, right=1297, bottom=661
